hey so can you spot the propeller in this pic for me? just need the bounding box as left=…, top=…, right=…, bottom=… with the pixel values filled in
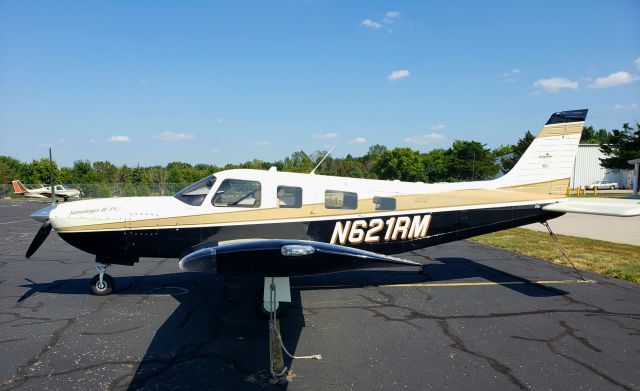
left=26, top=221, right=52, bottom=258
left=49, top=148, right=55, bottom=206
left=25, top=148, right=56, bottom=258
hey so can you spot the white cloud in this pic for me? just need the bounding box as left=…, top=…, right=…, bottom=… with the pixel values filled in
left=108, top=135, right=132, bottom=143
left=313, top=132, right=338, bottom=140
left=384, top=11, right=400, bottom=23
left=361, top=19, right=382, bottom=29
left=588, top=71, right=639, bottom=88
left=152, top=131, right=196, bottom=141
left=613, top=103, right=639, bottom=110
left=252, top=140, right=272, bottom=146
left=635, top=57, right=640, bottom=69
left=211, top=148, right=220, bottom=153
left=388, top=69, right=410, bottom=80
left=501, top=68, right=521, bottom=82
left=385, top=11, right=400, bottom=19
left=349, top=137, right=367, bottom=144
left=404, top=132, right=445, bottom=145
left=429, top=124, right=446, bottom=130
left=88, top=139, right=98, bottom=144
left=533, top=77, right=579, bottom=93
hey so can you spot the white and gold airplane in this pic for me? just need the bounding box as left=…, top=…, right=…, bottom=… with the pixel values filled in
left=13, top=180, right=81, bottom=202
left=26, top=110, right=640, bottom=303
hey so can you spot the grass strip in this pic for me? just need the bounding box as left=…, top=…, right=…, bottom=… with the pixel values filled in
left=471, top=228, right=640, bottom=284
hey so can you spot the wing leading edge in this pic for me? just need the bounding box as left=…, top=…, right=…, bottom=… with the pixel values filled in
left=542, top=198, right=640, bottom=217
left=179, top=239, right=421, bottom=277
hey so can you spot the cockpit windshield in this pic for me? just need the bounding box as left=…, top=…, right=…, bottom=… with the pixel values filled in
left=173, top=175, right=216, bottom=206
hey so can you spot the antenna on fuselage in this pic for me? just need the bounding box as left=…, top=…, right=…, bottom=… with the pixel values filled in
left=310, top=145, right=335, bottom=175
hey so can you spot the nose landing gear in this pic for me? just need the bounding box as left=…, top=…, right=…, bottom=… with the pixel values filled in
left=90, top=263, right=115, bottom=295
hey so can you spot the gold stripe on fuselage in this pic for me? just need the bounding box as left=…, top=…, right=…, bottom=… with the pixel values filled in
left=55, top=178, right=568, bottom=232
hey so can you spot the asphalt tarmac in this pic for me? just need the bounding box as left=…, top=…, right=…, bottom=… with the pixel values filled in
left=1, top=200, right=639, bottom=390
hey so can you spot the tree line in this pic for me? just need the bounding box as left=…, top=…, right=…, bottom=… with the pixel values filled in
left=1, top=123, right=637, bottom=198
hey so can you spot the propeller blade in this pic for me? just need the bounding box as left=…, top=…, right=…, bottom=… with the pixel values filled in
left=26, top=221, right=52, bottom=259
left=49, top=148, right=55, bottom=206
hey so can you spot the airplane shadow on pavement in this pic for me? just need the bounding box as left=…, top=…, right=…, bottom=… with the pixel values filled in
left=18, top=256, right=567, bottom=390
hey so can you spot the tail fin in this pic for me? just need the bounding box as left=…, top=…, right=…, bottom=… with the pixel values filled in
left=496, top=109, right=588, bottom=195
left=12, top=180, right=28, bottom=194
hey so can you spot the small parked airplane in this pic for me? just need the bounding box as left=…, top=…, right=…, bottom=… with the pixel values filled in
left=25, top=109, right=640, bottom=307
left=12, top=180, right=81, bottom=202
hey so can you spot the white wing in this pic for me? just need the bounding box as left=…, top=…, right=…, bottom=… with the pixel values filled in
left=543, top=198, right=640, bottom=217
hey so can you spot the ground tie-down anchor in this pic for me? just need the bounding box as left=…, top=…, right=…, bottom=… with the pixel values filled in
left=267, top=277, right=321, bottom=384
left=541, top=220, right=586, bottom=281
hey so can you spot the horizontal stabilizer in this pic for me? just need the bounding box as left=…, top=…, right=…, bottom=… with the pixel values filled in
left=542, top=198, right=640, bottom=217
left=179, top=239, right=421, bottom=277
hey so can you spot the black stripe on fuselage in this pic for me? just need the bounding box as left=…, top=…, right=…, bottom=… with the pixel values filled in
left=58, top=203, right=563, bottom=265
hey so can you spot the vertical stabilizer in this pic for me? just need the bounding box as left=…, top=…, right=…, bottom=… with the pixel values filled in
left=12, top=180, right=28, bottom=194
left=495, top=109, right=587, bottom=195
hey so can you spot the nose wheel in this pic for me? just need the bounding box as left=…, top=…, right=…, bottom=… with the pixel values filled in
left=91, top=263, right=115, bottom=295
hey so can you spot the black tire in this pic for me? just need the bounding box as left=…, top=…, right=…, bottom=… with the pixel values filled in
left=90, top=274, right=115, bottom=296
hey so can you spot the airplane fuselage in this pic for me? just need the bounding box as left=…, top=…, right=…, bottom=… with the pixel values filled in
left=46, top=169, right=566, bottom=266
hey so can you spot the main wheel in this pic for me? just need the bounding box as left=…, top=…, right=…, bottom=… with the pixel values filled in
left=90, top=274, right=115, bottom=296
left=610, top=185, right=615, bottom=190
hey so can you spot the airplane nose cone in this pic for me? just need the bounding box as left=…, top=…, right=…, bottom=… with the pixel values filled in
left=30, top=204, right=57, bottom=223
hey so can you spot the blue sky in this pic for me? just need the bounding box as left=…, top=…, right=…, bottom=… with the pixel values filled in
left=1, top=0, right=639, bottom=167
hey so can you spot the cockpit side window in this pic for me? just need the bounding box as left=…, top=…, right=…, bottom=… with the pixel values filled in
left=174, top=175, right=216, bottom=206
left=212, top=179, right=261, bottom=208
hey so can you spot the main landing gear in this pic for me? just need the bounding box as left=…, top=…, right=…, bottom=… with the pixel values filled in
left=90, top=263, right=115, bottom=296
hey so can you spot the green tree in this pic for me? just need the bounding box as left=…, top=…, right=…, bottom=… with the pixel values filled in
left=69, top=160, right=96, bottom=184
left=600, top=123, right=640, bottom=169
left=166, top=162, right=193, bottom=185
left=373, top=147, right=427, bottom=181
left=94, top=183, right=113, bottom=198
left=281, top=151, right=314, bottom=173
left=119, top=165, right=133, bottom=184
left=0, top=156, right=22, bottom=197
left=123, top=181, right=136, bottom=197
left=357, top=144, right=387, bottom=179
left=93, top=161, right=119, bottom=184
left=581, top=126, right=611, bottom=144
left=447, top=140, right=499, bottom=180
left=148, top=166, right=167, bottom=195
left=29, top=157, right=60, bottom=184
left=423, top=149, right=449, bottom=182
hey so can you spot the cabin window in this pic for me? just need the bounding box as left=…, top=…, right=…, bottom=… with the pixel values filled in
left=277, top=186, right=302, bottom=208
left=374, top=196, right=396, bottom=210
left=325, top=190, right=358, bottom=210
left=174, top=175, right=216, bottom=206
left=212, top=179, right=261, bottom=208
left=55, top=185, right=64, bottom=191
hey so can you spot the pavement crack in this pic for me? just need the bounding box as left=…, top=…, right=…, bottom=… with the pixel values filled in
left=511, top=320, right=632, bottom=390
left=438, top=318, right=528, bottom=390
left=80, top=325, right=145, bottom=336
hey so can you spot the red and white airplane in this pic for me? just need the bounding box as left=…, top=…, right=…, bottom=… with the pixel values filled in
left=12, top=180, right=81, bottom=202
left=25, top=110, right=640, bottom=309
